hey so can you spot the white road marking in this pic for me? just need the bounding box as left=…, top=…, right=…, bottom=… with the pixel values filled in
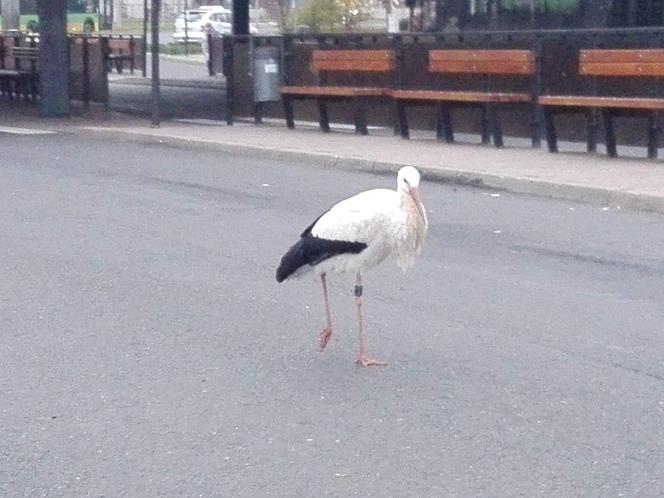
left=0, top=126, right=56, bottom=136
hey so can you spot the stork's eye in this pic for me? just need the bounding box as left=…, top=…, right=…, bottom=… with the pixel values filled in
left=403, top=178, right=409, bottom=185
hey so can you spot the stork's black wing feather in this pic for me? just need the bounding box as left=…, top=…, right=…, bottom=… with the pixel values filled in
left=275, top=233, right=367, bottom=283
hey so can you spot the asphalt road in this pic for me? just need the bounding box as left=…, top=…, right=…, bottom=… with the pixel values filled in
left=1, top=132, right=664, bottom=497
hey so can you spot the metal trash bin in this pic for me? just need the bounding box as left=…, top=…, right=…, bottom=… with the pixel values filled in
left=252, top=45, right=281, bottom=123
left=253, top=46, right=281, bottom=103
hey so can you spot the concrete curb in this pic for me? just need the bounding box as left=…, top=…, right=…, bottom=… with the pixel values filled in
left=77, top=127, right=664, bottom=215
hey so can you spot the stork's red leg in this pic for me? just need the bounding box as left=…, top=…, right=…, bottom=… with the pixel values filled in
left=354, top=272, right=386, bottom=367
left=319, top=273, right=333, bottom=351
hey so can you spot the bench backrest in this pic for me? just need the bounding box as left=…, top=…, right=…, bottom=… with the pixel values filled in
left=108, top=38, right=135, bottom=54
left=311, top=50, right=396, bottom=73
left=429, top=50, right=535, bottom=75
left=580, top=49, right=664, bottom=77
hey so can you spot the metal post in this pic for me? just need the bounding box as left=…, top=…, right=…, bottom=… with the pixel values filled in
left=184, top=0, right=189, bottom=55
left=129, top=35, right=135, bottom=73
left=233, top=0, right=250, bottom=35
left=223, top=35, right=234, bottom=125
left=207, top=33, right=214, bottom=76
left=151, top=0, right=161, bottom=127
left=101, top=36, right=111, bottom=109
left=83, top=36, right=90, bottom=108
left=142, top=0, right=148, bottom=77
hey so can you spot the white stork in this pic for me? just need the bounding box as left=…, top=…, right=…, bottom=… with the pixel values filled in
left=276, top=166, right=428, bottom=367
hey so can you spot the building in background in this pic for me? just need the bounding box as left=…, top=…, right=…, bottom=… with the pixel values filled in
left=434, top=0, right=664, bottom=31
left=118, top=0, right=226, bottom=19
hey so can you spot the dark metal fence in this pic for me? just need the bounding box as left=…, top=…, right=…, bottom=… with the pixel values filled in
left=217, top=28, right=664, bottom=146
left=1, top=33, right=146, bottom=108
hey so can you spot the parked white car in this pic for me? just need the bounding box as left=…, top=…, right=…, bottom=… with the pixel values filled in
left=202, top=8, right=234, bottom=36
left=173, top=8, right=208, bottom=42
left=174, top=6, right=257, bottom=43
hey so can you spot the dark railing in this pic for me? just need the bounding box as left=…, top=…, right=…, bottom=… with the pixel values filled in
left=217, top=28, right=664, bottom=146
left=1, top=32, right=146, bottom=108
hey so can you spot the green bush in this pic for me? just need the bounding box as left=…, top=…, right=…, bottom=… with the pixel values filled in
left=296, top=0, right=344, bottom=33
left=149, top=43, right=203, bottom=55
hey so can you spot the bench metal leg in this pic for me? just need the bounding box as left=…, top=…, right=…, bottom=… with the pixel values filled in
left=647, top=112, right=660, bottom=160
left=480, top=106, right=491, bottom=144
left=16, top=76, right=27, bottom=102
left=10, top=78, right=18, bottom=101
left=602, top=109, right=617, bottom=158
left=531, top=104, right=542, bottom=148
left=283, top=96, right=295, bottom=129
left=396, top=100, right=409, bottom=139
left=436, top=104, right=454, bottom=143
left=30, top=76, right=38, bottom=102
left=489, top=105, right=503, bottom=148
left=543, top=108, right=558, bottom=153
left=317, top=98, right=330, bottom=133
left=586, top=109, right=598, bottom=153
left=354, top=97, right=368, bottom=135
left=254, top=102, right=263, bottom=124
left=392, top=103, right=400, bottom=136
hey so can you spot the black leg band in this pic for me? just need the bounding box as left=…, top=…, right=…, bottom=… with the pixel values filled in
left=354, top=285, right=363, bottom=297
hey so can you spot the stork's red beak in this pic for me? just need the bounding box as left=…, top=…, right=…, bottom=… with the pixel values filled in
left=409, top=187, right=428, bottom=225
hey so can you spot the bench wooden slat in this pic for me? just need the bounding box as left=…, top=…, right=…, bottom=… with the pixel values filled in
left=430, top=49, right=534, bottom=63
left=392, top=89, right=532, bottom=103
left=539, top=95, right=664, bottom=110
left=313, top=60, right=395, bottom=72
left=580, top=62, right=664, bottom=77
left=281, top=85, right=389, bottom=97
left=311, top=49, right=395, bottom=73
left=428, top=50, right=535, bottom=75
left=429, top=60, right=534, bottom=75
left=313, top=50, right=394, bottom=61
left=580, top=49, right=664, bottom=63
left=109, top=40, right=132, bottom=49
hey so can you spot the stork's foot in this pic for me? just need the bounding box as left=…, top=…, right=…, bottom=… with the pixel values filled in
left=319, top=326, right=333, bottom=352
left=356, top=356, right=387, bottom=367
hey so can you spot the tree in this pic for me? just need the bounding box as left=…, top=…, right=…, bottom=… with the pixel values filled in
left=336, top=0, right=371, bottom=30
left=297, top=0, right=343, bottom=32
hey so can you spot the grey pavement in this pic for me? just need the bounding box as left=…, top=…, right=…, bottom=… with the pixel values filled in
left=1, top=132, right=664, bottom=496
left=107, top=54, right=211, bottom=83
left=107, top=55, right=224, bottom=120
left=108, top=83, right=225, bottom=120
left=82, top=120, right=664, bottom=214
left=3, top=106, right=664, bottom=213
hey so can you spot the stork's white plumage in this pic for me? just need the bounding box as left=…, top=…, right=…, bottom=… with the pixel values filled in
left=276, top=167, right=428, bottom=367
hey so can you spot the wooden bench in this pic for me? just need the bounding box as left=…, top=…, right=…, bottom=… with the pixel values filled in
left=281, top=49, right=396, bottom=135
left=539, top=49, right=664, bottom=159
left=0, top=45, right=39, bottom=101
left=392, top=49, right=538, bottom=147
left=107, top=37, right=137, bottom=74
